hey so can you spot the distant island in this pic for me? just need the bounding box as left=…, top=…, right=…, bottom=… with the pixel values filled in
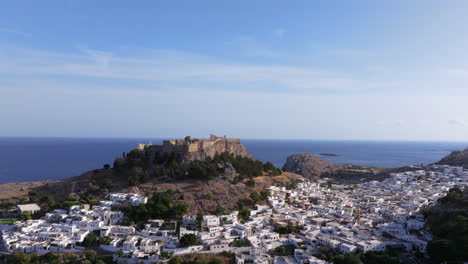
left=319, top=152, right=340, bottom=157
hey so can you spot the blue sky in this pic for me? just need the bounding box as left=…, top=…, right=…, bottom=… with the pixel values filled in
left=1, top=0, right=468, bottom=140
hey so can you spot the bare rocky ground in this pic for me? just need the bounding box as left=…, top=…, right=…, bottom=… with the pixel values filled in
left=136, top=172, right=303, bottom=214
left=0, top=180, right=57, bottom=200
left=0, top=168, right=303, bottom=214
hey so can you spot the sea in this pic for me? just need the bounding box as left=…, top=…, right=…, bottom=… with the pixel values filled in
left=0, top=137, right=467, bottom=184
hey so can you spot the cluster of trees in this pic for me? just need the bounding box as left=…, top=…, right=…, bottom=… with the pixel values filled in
left=9, top=251, right=60, bottom=264
left=316, top=247, right=402, bottom=264
left=284, top=178, right=301, bottom=190
left=177, top=153, right=282, bottom=181
left=211, top=152, right=281, bottom=178
left=273, top=224, right=300, bottom=234
left=249, top=189, right=271, bottom=203
left=333, top=251, right=401, bottom=264
left=179, top=234, right=198, bottom=247
left=169, top=258, right=223, bottom=264
left=8, top=250, right=113, bottom=264
left=119, top=149, right=283, bottom=185
left=33, top=190, right=102, bottom=216
left=169, top=255, right=226, bottom=264
left=120, top=190, right=188, bottom=224
left=269, top=244, right=296, bottom=256
left=185, top=160, right=220, bottom=179
left=14, top=191, right=101, bottom=221
left=229, top=239, right=251, bottom=247
left=80, top=235, right=112, bottom=247
left=425, top=187, right=468, bottom=263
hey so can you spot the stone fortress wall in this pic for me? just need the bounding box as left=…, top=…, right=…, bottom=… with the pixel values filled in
left=137, top=134, right=253, bottom=162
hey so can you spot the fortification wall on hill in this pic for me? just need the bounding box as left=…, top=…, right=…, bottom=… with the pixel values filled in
left=138, top=134, right=253, bottom=162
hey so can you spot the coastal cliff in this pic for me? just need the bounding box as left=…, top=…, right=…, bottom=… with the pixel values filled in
left=282, top=153, right=338, bottom=178
left=282, top=152, right=414, bottom=183
left=435, top=148, right=468, bottom=167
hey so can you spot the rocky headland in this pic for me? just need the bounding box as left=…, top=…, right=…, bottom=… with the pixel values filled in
left=282, top=152, right=421, bottom=183
left=435, top=148, right=468, bottom=167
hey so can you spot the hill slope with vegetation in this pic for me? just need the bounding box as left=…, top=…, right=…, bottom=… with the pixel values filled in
left=424, top=187, right=468, bottom=263
left=0, top=150, right=301, bottom=216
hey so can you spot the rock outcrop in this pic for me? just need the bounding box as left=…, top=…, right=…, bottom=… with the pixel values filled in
left=282, top=152, right=401, bottom=183
left=219, top=163, right=237, bottom=181
left=282, top=153, right=338, bottom=179
left=435, top=148, right=468, bottom=167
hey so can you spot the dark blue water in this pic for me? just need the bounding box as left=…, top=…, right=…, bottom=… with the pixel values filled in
left=0, top=137, right=466, bottom=184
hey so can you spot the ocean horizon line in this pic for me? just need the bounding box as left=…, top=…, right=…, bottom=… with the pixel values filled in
left=1, top=136, right=467, bottom=144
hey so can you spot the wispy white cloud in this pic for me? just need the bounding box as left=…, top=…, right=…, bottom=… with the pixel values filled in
left=79, top=48, right=113, bottom=72
left=0, top=46, right=391, bottom=94
left=0, top=27, right=30, bottom=37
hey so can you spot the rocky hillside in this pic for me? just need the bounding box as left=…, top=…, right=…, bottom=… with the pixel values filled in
left=282, top=153, right=419, bottom=183
left=0, top=147, right=299, bottom=215
left=435, top=148, right=468, bottom=167
left=0, top=169, right=303, bottom=215
left=282, top=153, right=340, bottom=178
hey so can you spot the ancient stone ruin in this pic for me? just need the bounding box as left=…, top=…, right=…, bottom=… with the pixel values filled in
left=137, top=134, right=253, bottom=162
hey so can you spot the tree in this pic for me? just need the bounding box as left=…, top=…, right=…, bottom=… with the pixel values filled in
left=230, top=239, right=251, bottom=247
left=238, top=207, right=250, bottom=221
left=250, top=191, right=261, bottom=203
left=82, top=235, right=98, bottom=247
left=169, top=257, right=182, bottom=264
left=103, top=164, right=110, bottom=170
left=84, top=250, right=98, bottom=262
left=101, top=178, right=112, bottom=189
left=427, top=239, right=454, bottom=263
left=42, top=252, right=59, bottom=264
left=11, top=251, right=31, bottom=264
left=127, top=175, right=139, bottom=186
left=210, top=258, right=223, bottom=264
left=260, top=189, right=271, bottom=200
left=361, top=251, right=399, bottom=264
left=98, top=236, right=112, bottom=245
left=170, top=203, right=188, bottom=220
left=66, top=255, right=78, bottom=262
left=20, top=211, right=31, bottom=221
left=19, top=197, right=29, bottom=204
left=333, top=254, right=361, bottom=264
left=179, top=234, right=197, bottom=247
left=196, top=212, right=204, bottom=229
left=215, top=206, right=228, bottom=215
